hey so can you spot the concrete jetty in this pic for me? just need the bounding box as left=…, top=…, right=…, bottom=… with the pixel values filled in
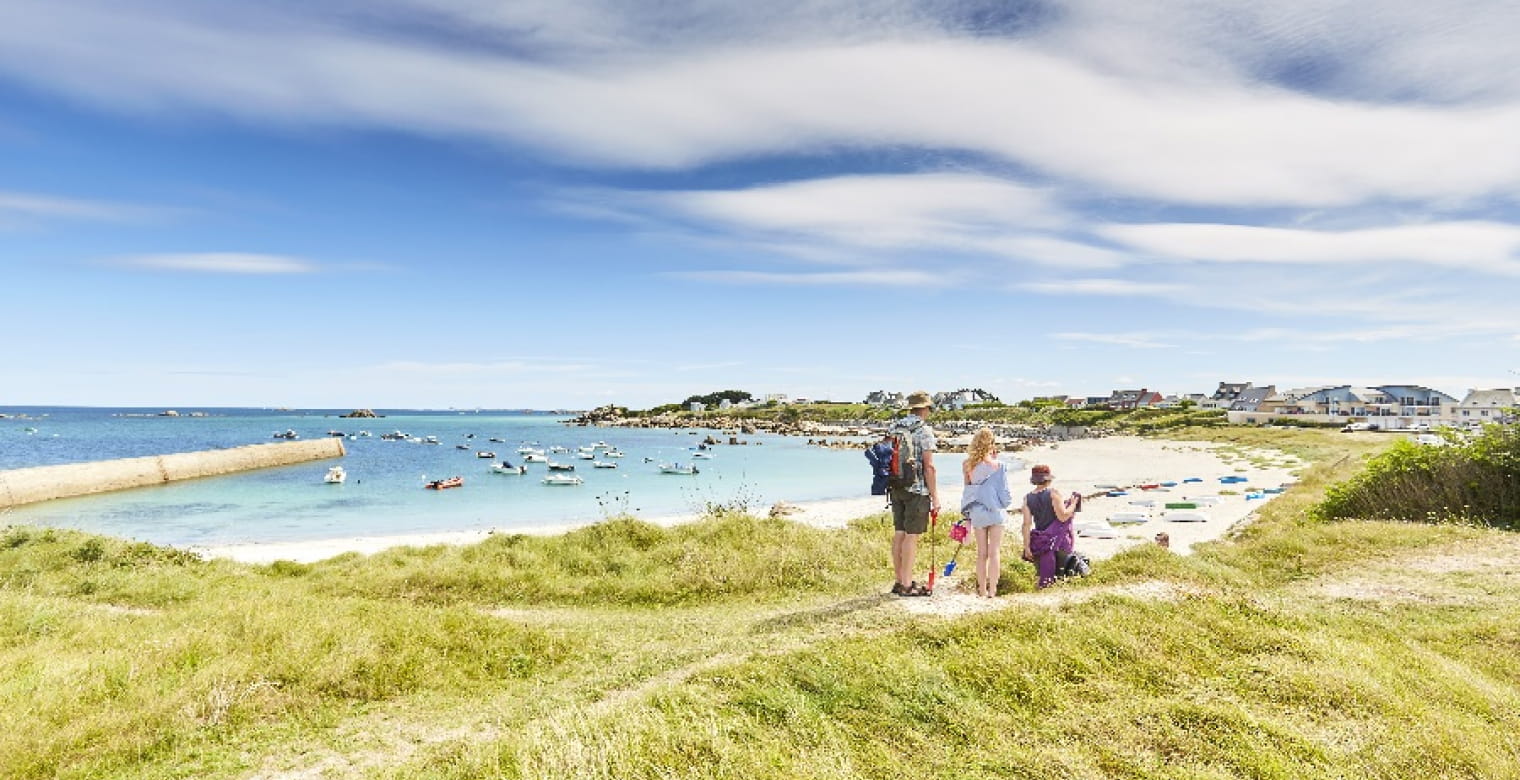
left=0, top=438, right=346, bottom=509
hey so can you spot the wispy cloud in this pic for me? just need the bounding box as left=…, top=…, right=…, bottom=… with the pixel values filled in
left=665, top=269, right=952, bottom=287
left=8, top=3, right=1520, bottom=208
left=1019, top=278, right=1186, bottom=296
left=1102, top=221, right=1520, bottom=274
left=0, top=190, right=165, bottom=225
left=1052, top=332, right=1177, bottom=349
left=112, top=253, right=318, bottom=273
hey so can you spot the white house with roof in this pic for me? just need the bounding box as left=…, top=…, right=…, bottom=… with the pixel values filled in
left=1454, top=389, right=1518, bottom=426
left=1229, top=384, right=1459, bottom=427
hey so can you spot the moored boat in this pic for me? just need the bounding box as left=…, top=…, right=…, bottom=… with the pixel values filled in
left=323, top=466, right=346, bottom=484
left=542, top=473, right=584, bottom=486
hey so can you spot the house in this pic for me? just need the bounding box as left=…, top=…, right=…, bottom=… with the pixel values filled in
left=688, top=402, right=705, bottom=412
left=717, top=399, right=732, bottom=410
left=1455, top=388, right=1518, bottom=425
left=762, top=393, right=789, bottom=404
left=1376, top=385, right=1458, bottom=420
left=934, top=389, right=983, bottom=410
left=1212, top=382, right=1251, bottom=403
left=1229, top=385, right=1277, bottom=412
left=864, top=390, right=905, bottom=407
left=1107, top=388, right=1164, bottom=411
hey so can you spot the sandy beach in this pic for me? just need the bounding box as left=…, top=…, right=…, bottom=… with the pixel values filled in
left=193, top=436, right=1302, bottom=565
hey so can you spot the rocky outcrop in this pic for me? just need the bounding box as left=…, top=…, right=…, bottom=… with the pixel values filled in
left=341, top=409, right=381, bottom=418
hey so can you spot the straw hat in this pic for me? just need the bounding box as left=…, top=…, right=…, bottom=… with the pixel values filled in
left=905, top=390, right=932, bottom=410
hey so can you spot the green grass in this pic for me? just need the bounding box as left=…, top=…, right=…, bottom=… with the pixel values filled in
left=5, top=427, right=1520, bottom=778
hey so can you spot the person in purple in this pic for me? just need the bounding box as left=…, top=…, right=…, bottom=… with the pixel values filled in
left=1019, top=464, right=1081, bottom=588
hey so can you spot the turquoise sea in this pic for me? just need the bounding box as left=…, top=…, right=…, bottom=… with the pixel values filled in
left=0, top=407, right=963, bottom=548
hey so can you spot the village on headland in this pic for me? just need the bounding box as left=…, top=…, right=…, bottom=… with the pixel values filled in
left=569, top=381, right=1519, bottom=453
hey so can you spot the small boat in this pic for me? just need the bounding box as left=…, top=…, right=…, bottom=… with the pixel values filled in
left=358, top=431, right=372, bottom=437
left=323, top=466, right=347, bottom=484
left=491, top=463, right=527, bottom=475
left=516, top=445, right=539, bottom=454
left=1075, top=520, right=1120, bottom=539
left=476, top=451, right=496, bottom=459
left=1190, top=495, right=1222, bottom=505
left=1164, top=502, right=1198, bottom=509
left=549, top=445, right=570, bottom=453
left=1262, top=487, right=1285, bottom=494
left=1108, top=512, right=1149, bottom=525
left=547, top=462, right=576, bottom=471
left=1128, top=499, right=1158, bottom=507
left=1163, top=510, right=1209, bottom=523
left=1139, top=484, right=1161, bottom=490
left=690, top=451, right=714, bottom=460
left=1105, top=490, right=1129, bottom=497
left=604, top=450, right=625, bottom=458
left=426, top=476, right=464, bottom=490
left=1159, top=481, right=1178, bottom=487
left=327, top=430, right=345, bottom=437
left=542, top=473, right=584, bottom=486
left=488, top=437, right=504, bottom=443
left=1219, top=475, right=1249, bottom=484
left=575, top=451, right=595, bottom=460
left=523, top=452, right=548, bottom=463
left=423, top=436, right=440, bottom=445
left=273, top=429, right=298, bottom=440
left=381, top=431, right=408, bottom=440
left=659, top=463, right=700, bottom=475
left=1245, top=492, right=1266, bottom=501
left=1094, top=483, right=1120, bottom=490
left=456, top=444, right=471, bottom=451
left=1182, top=477, right=1203, bottom=483
left=592, top=460, right=618, bottom=469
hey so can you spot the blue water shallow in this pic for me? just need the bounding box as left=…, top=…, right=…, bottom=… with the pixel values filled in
left=1, top=407, right=964, bottom=548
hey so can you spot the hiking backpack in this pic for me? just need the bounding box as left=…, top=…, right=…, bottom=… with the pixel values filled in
left=886, top=420, right=922, bottom=490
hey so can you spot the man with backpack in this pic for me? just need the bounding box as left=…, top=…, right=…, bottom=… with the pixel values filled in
left=887, top=390, right=939, bottom=597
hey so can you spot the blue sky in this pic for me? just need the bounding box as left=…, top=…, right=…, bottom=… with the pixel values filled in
left=3, top=0, right=1518, bottom=409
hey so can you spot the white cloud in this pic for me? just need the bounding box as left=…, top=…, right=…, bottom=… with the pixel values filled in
left=1052, top=332, right=1177, bottom=349
left=0, top=190, right=163, bottom=225
left=656, top=173, right=1066, bottom=240
left=667, top=269, right=950, bottom=287
left=1019, top=278, right=1185, bottom=296
left=1102, top=221, right=1520, bottom=274
left=7, top=3, right=1520, bottom=208
left=113, top=253, right=318, bottom=273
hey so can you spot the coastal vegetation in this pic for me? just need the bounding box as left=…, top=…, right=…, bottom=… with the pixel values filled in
left=4, top=428, right=1519, bottom=778
left=601, top=398, right=1233, bottom=433
left=1316, top=422, right=1520, bottom=527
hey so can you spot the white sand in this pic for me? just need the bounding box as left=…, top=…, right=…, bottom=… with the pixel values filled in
left=192, top=436, right=1303, bottom=564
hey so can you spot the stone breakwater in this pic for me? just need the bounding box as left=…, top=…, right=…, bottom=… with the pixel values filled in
left=0, top=438, right=346, bottom=509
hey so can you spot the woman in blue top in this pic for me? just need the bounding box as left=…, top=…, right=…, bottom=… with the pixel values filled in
left=959, top=428, right=1011, bottom=598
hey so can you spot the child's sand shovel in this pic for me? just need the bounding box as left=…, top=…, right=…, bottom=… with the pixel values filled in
left=942, top=520, right=970, bottom=577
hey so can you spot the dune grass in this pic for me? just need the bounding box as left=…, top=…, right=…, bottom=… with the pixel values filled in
left=4, top=427, right=1519, bottom=778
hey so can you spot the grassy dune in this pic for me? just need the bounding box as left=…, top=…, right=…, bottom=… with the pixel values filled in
left=3, top=429, right=1519, bottom=778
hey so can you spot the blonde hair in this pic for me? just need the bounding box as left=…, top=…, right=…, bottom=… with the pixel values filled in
left=963, top=428, right=997, bottom=478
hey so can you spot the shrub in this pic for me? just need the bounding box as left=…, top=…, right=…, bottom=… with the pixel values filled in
left=1315, top=426, right=1520, bottom=527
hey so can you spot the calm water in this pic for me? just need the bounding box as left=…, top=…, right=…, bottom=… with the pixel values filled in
left=0, top=407, right=964, bottom=547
